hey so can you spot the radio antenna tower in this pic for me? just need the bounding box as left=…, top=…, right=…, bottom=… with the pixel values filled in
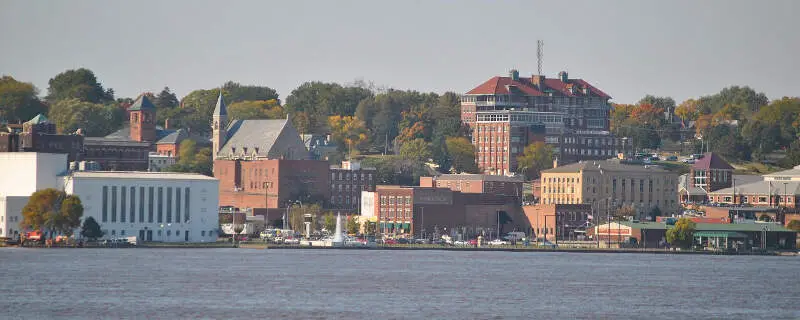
left=537, top=40, right=543, bottom=75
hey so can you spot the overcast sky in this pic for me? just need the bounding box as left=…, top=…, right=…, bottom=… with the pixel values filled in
left=1, top=0, right=797, bottom=104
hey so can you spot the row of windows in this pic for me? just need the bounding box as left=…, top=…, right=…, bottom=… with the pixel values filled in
left=86, top=148, right=148, bottom=160
left=331, top=171, right=373, bottom=181
left=104, top=229, right=217, bottom=237
left=0, top=216, right=18, bottom=223
left=331, top=184, right=370, bottom=193
left=380, top=195, right=412, bottom=205
left=331, top=195, right=359, bottom=205
left=101, top=186, right=191, bottom=224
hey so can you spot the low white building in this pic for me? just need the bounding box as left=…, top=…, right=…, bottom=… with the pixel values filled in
left=61, top=171, right=219, bottom=242
left=0, top=152, right=220, bottom=243
left=0, top=152, right=66, bottom=239
left=148, top=152, right=176, bottom=172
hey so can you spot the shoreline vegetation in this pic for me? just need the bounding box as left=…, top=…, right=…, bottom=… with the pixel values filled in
left=3, top=241, right=796, bottom=256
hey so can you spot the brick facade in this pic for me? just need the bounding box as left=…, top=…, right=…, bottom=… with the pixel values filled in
left=215, top=159, right=330, bottom=214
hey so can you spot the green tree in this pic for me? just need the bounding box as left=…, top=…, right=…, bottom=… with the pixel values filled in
left=0, top=76, right=48, bottom=123
left=328, top=115, right=369, bottom=158
left=21, top=189, right=84, bottom=239
left=285, top=82, right=373, bottom=134
left=179, top=82, right=279, bottom=134
left=323, top=212, right=336, bottom=232
left=346, top=216, right=359, bottom=234
left=516, top=142, right=554, bottom=180
left=786, top=220, right=800, bottom=231
left=46, top=68, right=113, bottom=103
left=445, top=137, right=478, bottom=173
left=365, top=221, right=377, bottom=236
left=696, top=86, right=768, bottom=115
left=399, top=138, right=431, bottom=162
left=666, top=217, right=696, bottom=249
left=613, top=205, right=636, bottom=221
left=648, top=207, right=662, bottom=221
left=80, top=216, right=104, bottom=241
left=638, top=95, right=675, bottom=119
left=48, top=98, right=125, bottom=136
left=154, top=86, right=179, bottom=110
left=163, top=140, right=213, bottom=176
left=228, top=99, right=285, bottom=120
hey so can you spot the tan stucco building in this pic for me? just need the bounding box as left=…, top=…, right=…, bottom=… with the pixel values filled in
left=540, top=160, right=680, bottom=219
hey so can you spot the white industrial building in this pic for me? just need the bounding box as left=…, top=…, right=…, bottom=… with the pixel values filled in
left=0, top=152, right=67, bottom=239
left=0, top=152, right=220, bottom=243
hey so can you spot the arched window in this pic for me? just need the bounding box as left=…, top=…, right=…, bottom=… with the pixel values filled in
left=201, top=231, right=206, bottom=236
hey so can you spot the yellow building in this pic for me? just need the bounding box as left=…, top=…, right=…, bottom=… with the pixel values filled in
left=540, top=160, right=680, bottom=219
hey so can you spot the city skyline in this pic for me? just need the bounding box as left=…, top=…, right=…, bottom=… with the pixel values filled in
left=1, top=0, right=798, bottom=103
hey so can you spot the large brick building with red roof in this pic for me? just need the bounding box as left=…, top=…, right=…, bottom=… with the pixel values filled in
left=462, top=70, right=626, bottom=176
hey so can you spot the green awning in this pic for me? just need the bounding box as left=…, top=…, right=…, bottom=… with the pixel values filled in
left=402, top=223, right=410, bottom=230
left=693, top=231, right=747, bottom=239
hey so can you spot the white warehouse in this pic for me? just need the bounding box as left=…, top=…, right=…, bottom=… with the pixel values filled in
left=0, top=152, right=220, bottom=243
left=62, top=171, right=219, bottom=242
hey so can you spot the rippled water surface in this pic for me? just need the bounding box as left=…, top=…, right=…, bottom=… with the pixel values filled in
left=0, top=248, right=798, bottom=319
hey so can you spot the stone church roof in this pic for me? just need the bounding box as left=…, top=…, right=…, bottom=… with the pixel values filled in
left=216, top=118, right=308, bottom=160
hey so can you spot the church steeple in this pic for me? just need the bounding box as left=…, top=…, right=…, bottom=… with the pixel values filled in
left=212, top=90, right=228, bottom=160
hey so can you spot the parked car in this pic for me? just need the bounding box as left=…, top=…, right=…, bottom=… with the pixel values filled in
left=666, top=155, right=678, bottom=161
left=384, top=239, right=398, bottom=245
left=453, top=240, right=469, bottom=246
left=682, top=158, right=695, bottom=164
left=468, top=239, right=478, bottom=246
left=489, top=239, right=509, bottom=246
left=396, top=238, right=410, bottom=244
left=284, top=238, right=300, bottom=245
left=539, top=240, right=558, bottom=248
left=414, top=239, right=429, bottom=244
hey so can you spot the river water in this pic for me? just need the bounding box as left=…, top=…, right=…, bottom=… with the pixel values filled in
left=0, top=248, right=797, bottom=319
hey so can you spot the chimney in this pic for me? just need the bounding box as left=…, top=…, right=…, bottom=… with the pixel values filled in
left=531, top=75, right=545, bottom=89
left=509, top=69, right=519, bottom=81
left=559, top=71, right=568, bottom=82
left=164, top=118, right=170, bottom=130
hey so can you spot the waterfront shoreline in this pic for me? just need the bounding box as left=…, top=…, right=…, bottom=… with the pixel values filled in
left=5, top=242, right=795, bottom=256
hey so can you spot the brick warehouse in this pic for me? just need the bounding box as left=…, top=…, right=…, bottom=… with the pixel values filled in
left=362, top=185, right=529, bottom=239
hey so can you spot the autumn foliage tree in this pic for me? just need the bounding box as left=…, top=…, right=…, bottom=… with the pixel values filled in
left=666, top=217, right=696, bottom=249
left=516, top=142, right=554, bottom=180
left=21, top=188, right=84, bottom=239
left=328, top=115, right=369, bottom=158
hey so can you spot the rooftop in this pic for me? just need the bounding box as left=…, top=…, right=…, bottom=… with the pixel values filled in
left=434, top=174, right=523, bottom=182
left=617, top=221, right=793, bottom=232
left=128, top=95, right=156, bottom=111
left=763, top=165, right=800, bottom=178
left=25, top=114, right=49, bottom=125
left=465, top=72, right=611, bottom=99
left=709, top=180, right=800, bottom=196
left=692, top=152, right=734, bottom=170
left=66, top=171, right=217, bottom=181
left=217, top=118, right=307, bottom=159
left=213, top=91, right=227, bottom=117
left=543, top=160, right=673, bottom=174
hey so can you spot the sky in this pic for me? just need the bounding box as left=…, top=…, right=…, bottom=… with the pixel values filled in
left=1, top=0, right=798, bottom=104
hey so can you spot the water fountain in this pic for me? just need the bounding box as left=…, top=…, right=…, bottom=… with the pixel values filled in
left=331, top=213, right=344, bottom=247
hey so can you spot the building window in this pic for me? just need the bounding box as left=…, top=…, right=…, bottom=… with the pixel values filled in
left=166, top=187, right=173, bottom=223
left=120, top=185, right=127, bottom=223
left=185, top=188, right=190, bottom=223
left=148, top=187, right=154, bottom=223
left=139, top=187, right=145, bottom=223
left=157, top=187, right=164, bottom=223
left=130, top=187, right=135, bottom=223
left=111, top=186, right=117, bottom=223
left=176, top=187, right=182, bottom=223
left=102, top=186, right=108, bottom=222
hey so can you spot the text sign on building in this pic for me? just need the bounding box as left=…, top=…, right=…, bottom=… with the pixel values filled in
left=414, top=190, right=453, bottom=205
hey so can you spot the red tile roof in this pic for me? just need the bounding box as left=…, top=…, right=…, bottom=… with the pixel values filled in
left=465, top=74, right=611, bottom=99
left=692, top=152, right=734, bottom=170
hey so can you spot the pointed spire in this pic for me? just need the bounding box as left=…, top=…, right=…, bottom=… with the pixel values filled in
left=213, top=89, right=227, bottom=117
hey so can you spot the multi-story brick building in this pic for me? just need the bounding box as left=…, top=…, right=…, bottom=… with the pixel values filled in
left=362, top=185, right=527, bottom=239
left=83, top=95, right=194, bottom=171
left=523, top=204, right=592, bottom=241
left=462, top=70, right=621, bottom=175
left=540, top=160, right=680, bottom=220
left=0, top=114, right=84, bottom=162
left=419, top=174, right=523, bottom=198
left=211, top=93, right=331, bottom=224
left=329, top=160, right=376, bottom=214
